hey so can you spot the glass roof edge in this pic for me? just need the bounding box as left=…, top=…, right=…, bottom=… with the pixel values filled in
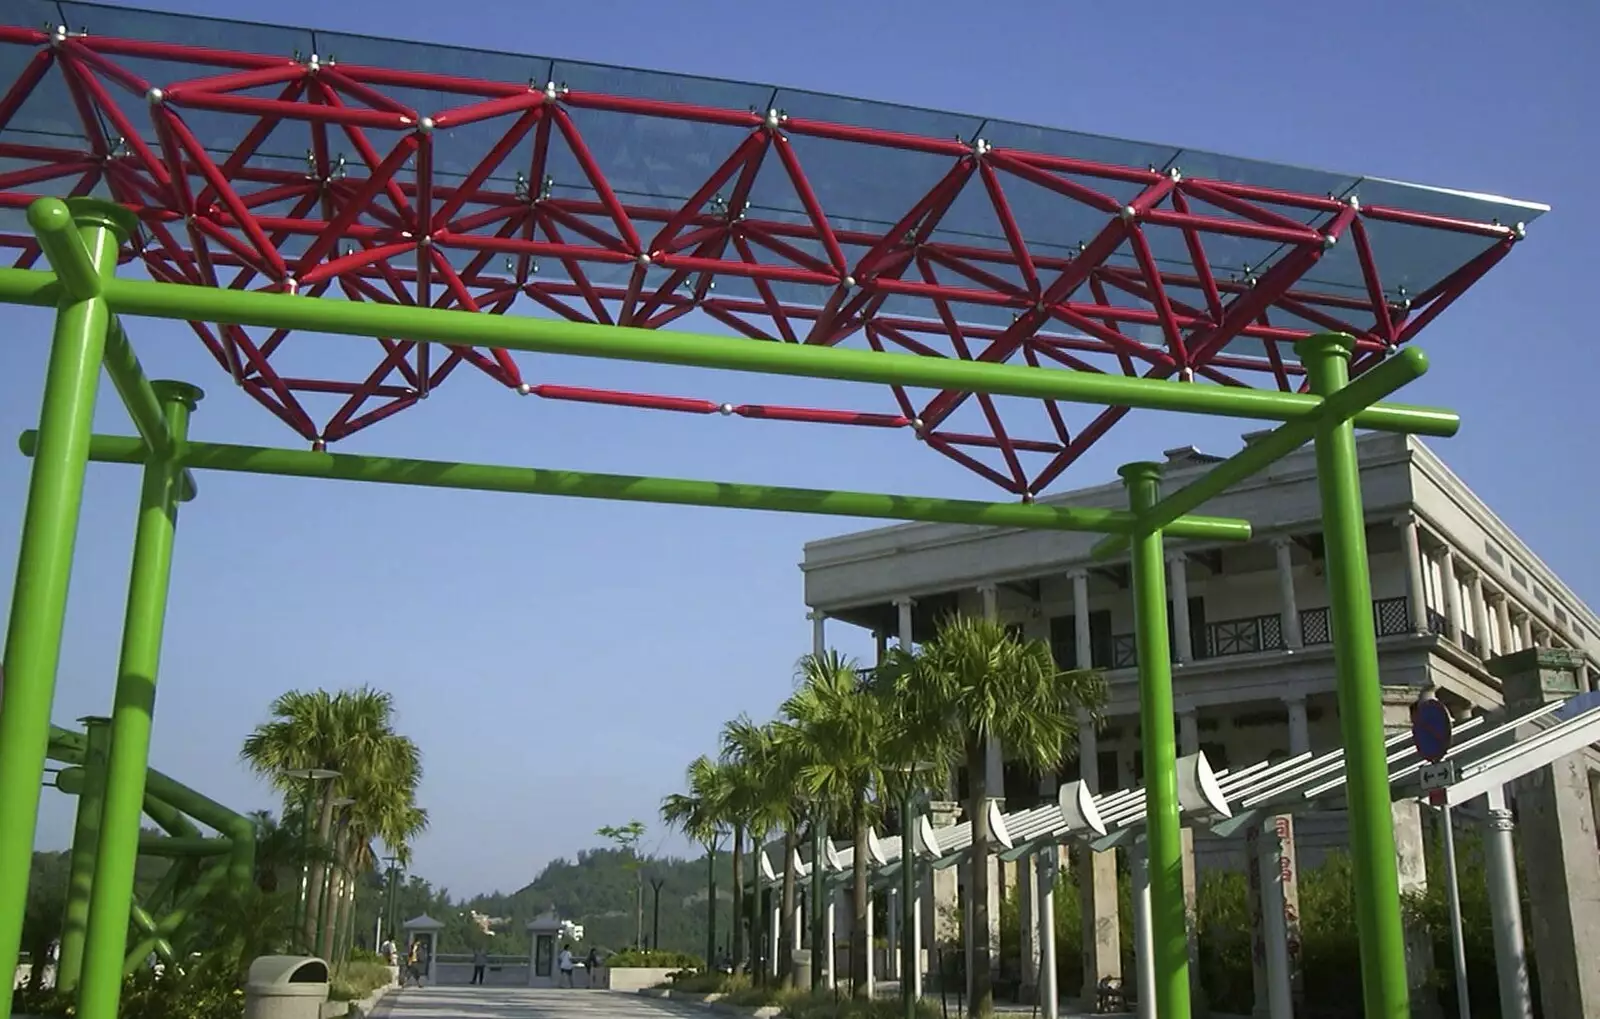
left=1360, top=176, right=1551, bottom=218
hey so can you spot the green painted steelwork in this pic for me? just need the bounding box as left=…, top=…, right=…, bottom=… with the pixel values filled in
left=1121, top=463, right=1190, bottom=1019
left=1091, top=345, right=1443, bottom=559
left=0, top=201, right=123, bottom=1019
left=136, top=837, right=232, bottom=857
left=0, top=264, right=1458, bottom=437
left=1300, top=335, right=1411, bottom=1018
left=18, top=433, right=1255, bottom=542
left=0, top=195, right=1455, bottom=1019
left=57, top=717, right=110, bottom=992
left=77, top=381, right=201, bottom=1019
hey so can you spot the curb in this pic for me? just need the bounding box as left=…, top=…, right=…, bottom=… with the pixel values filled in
left=636, top=987, right=782, bottom=1017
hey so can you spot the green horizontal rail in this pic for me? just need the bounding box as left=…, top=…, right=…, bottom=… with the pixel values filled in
left=1091, top=345, right=1451, bottom=559
left=18, top=432, right=1254, bottom=541
left=0, top=267, right=1458, bottom=435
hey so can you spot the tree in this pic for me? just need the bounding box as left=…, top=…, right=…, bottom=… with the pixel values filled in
left=722, top=718, right=805, bottom=986
left=720, top=717, right=787, bottom=979
left=240, top=686, right=424, bottom=952
left=880, top=614, right=1106, bottom=1017
left=781, top=650, right=896, bottom=998
left=596, top=820, right=647, bottom=947
left=661, top=756, right=731, bottom=966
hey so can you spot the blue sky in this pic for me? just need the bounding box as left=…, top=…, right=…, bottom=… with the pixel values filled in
left=2, top=0, right=1595, bottom=897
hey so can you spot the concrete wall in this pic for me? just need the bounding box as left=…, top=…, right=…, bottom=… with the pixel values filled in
left=602, top=967, right=680, bottom=991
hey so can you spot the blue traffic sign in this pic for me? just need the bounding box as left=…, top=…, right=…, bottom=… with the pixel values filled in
left=1412, top=698, right=1453, bottom=763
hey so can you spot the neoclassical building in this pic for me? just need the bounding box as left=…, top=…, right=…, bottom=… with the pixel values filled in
left=800, top=429, right=1600, bottom=1012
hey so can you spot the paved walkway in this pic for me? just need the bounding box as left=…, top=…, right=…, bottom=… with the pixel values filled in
left=373, top=987, right=709, bottom=1019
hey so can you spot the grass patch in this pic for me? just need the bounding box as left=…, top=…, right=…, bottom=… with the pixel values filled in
left=329, top=959, right=393, bottom=1002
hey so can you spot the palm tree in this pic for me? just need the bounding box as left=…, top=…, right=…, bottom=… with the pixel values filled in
left=781, top=650, right=895, bottom=998
left=721, top=717, right=785, bottom=979
left=880, top=614, right=1106, bottom=1017
left=662, top=755, right=732, bottom=965
left=240, top=686, right=424, bottom=951
left=723, top=717, right=806, bottom=986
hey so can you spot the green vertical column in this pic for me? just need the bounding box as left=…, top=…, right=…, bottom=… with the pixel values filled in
left=1299, top=334, right=1410, bottom=1018
left=57, top=716, right=112, bottom=992
left=1120, top=462, right=1191, bottom=1019
left=810, top=818, right=826, bottom=991
left=76, top=380, right=201, bottom=1019
left=0, top=198, right=131, bottom=1019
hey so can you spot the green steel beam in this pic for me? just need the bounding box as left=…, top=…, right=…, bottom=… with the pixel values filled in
left=0, top=200, right=125, bottom=1019
left=57, top=717, right=110, bottom=993
left=1122, top=462, right=1190, bottom=1019
left=77, top=381, right=201, bottom=1019
left=136, top=836, right=231, bottom=857
left=19, top=432, right=1254, bottom=541
left=1091, top=343, right=1448, bottom=559
left=102, top=318, right=198, bottom=502
left=1300, top=335, right=1410, bottom=1018
left=88, top=273, right=1460, bottom=435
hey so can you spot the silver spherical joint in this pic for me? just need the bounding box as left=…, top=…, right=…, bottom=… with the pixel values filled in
left=718, top=403, right=735, bottom=416
left=146, top=87, right=165, bottom=106
left=517, top=382, right=532, bottom=395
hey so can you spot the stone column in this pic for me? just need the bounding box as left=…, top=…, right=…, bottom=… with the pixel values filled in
left=1439, top=549, right=1463, bottom=641
left=1071, top=570, right=1092, bottom=669
left=826, top=891, right=838, bottom=987
left=925, top=801, right=961, bottom=969
left=1494, top=593, right=1514, bottom=656
left=809, top=608, right=827, bottom=656
left=1470, top=572, right=1491, bottom=656
left=1273, top=536, right=1303, bottom=648
left=1286, top=696, right=1310, bottom=758
left=1020, top=774, right=1053, bottom=1002
left=896, top=596, right=915, bottom=651
left=1076, top=721, right=1120, bottom=1011
left=1247, top=695, right=1310, bottom=1018
left=1382, top=687, right=1442, bottom=1019
left=1396, top=514, right=1430, bottom=633
left=1488, top=648, right=1600, bottom=1018
left=1516, top=612, right=1534, bottom=651
left=885, top=887, right=897, bottom=982
left=1169, top=552, right=1193, bottom=663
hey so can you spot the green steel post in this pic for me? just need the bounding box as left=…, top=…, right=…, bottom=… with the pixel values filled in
left=76, top=380, right=201, bottom=1019
left=1299, top=334, right=1411, bottom=1018
left=102, top=317, right=198, bottom=501
left=810, top=818, right=826, bottom=992
left=57, top=716, right=111, bottom=992
left=1121, top=462, right=1191, bottom=1019
left=0, top=198, right=129, bottom=1019
left=901, top=785, right=917, bottom=1019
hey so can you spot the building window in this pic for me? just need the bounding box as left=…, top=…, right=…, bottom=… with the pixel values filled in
left=1511, top=565, right=1528, bottom=588
left=1484, top=543, right=1505, bottom=566
left=1424, top=555, right=1445, bottom=619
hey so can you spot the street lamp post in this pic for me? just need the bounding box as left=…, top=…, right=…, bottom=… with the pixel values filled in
left=380, top=854, right=401, bottom=952
left=282, top=767, right=339, bottom=955
left=897, top=763, right=935, bottom=1019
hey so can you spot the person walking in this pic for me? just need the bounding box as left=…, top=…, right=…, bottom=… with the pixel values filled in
left=471, top=947, right=489, bottom=986
left=558, top=944, right=575, bottom=987
left=585, top=947, right=600, bottom=988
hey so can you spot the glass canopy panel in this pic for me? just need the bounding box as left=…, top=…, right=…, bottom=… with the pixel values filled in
left=0, top=1, right=1548, bottom=487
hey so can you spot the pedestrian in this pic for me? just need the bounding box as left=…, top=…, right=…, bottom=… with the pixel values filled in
left=558, top=944, right=575, bottom=987
left=471, top=947, right=489, bottom=986
left=585, top=948, right=600, bottom=987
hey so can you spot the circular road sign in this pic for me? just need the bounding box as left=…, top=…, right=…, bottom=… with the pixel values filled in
left=1412, top=698, right=1454, bottom=763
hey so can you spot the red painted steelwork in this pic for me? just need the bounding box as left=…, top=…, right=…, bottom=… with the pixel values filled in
left=0, top=15, right=1534, bottom=492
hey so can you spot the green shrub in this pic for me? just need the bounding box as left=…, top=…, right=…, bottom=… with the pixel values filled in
left=330, top=958, right=394, bottom=1002
left=611, top=948, right=703, bottom=969
left=665, top=971, right=749, bottom=993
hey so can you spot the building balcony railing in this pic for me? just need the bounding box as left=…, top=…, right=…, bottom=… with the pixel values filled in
left=1108, top=596, right=1415, bottom=668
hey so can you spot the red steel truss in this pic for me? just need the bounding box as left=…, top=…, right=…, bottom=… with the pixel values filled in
left=0, top=17, right=1536, bottom=494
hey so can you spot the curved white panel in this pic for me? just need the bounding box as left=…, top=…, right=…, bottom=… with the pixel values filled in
left=1058, top=779, right=1107, bottom=836
left=825, top=838, right=844, bottom=871
left=759, top=848, right=777, bottom=882
left=987, top=799, right=1014, bottom=849
left=915, top=816, right=940, bottom=858
left=866, top=828, right=888, bottom=866
left=1176, top=750, right=1232, bottom=818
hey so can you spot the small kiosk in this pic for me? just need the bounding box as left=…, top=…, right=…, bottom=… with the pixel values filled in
left=526, top=912, right=564, bottom=988
left=402, top=914, right=444, bottom=985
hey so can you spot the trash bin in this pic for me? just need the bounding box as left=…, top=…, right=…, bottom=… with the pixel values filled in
left=243, top=956, right=330, bottom=1019
left=791, top=949, right=812, bottom=990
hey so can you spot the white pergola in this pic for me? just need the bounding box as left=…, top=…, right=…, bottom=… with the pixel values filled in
left=748, top=694, right=1600, bottom=1019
